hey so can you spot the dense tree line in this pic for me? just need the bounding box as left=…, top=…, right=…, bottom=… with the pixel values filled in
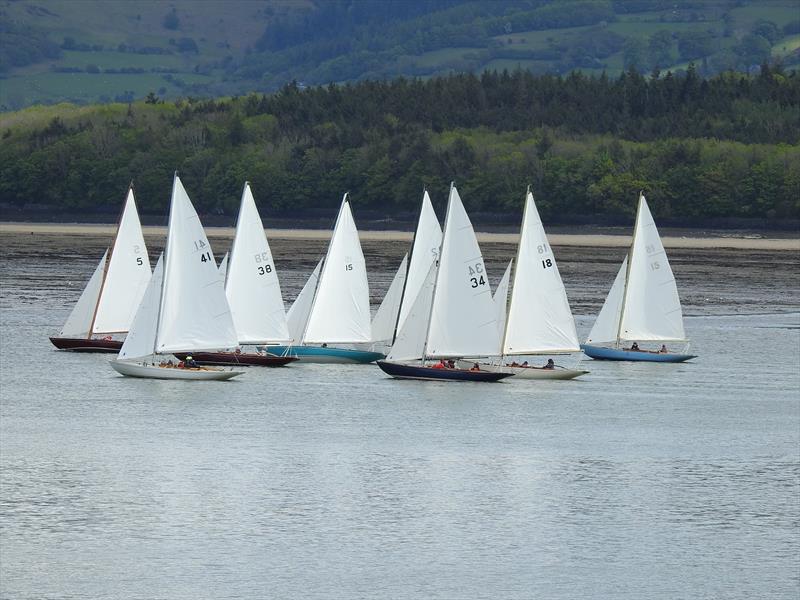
left=0, top=68, right=797, bottom=224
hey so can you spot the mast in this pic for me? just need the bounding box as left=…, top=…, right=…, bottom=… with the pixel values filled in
left=153, top=174, right=176, bottom=358
left=300, top=193, right=346, bottom=344
left=500, top=186, right=528, bottom=358
left=615, top=191, right=642, bottom=347
left=420, top=183, right=453, bottom=364
left=390, top=187, right=426, bottom=345
left=86, top=182, right=131, bottom=338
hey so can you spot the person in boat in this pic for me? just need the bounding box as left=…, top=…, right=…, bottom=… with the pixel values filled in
left=631, top=342, right=640, bottom=351
left=543, top=358, right=555, bottom=369
left=659, top=344, right=668, bottom=353
left=234, top=347, right=242, bottom=354
left=432, top=359, right=446, bottom=369
left=470, top=363, right=480, bottom=371
left=447, top=360, right=455, bottom=369
left=510, top=361, right=519, bottom=367
left=521, top=361, right=529, bottom=367
left=184, top=355, right=198, bottom=368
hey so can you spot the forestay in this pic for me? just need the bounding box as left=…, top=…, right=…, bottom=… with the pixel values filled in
left=59, top=250, right=108, bottom=337
left=371, top=254, right=408, bottom=343
left=619, top=195, right=686, bottom=342
left=425, top=186, right=500, bottom=358
left=303, top=195, right=372, bottom=344
left=92, top=188, right=151, bottom=334
left=156, top=175, right=239, bottom=353
left=503, top=191, right=580, bottom=354
left=226, top=183, right=291, bottom=344
left=119, top=255, right=164, bottom=361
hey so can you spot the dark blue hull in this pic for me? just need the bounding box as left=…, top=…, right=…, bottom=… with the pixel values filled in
left=376, top=360, right=512, bottom=382
left=581, top=344, right=696, bottom=363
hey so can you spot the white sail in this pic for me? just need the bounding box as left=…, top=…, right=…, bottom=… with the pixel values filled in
left=586, top=255, right=628, bottom=345
left=92, top=188, right=152, bottom=334
left=397, top=190, right=442, bottom=331
left=286, top=259, right=322, bottom=344
left=619, top=195, right=686, bottom=342
left=387, top=261, right=437, bottom=361
left=218, top=252, right=228, bottom=283
left=503, top=191, right=580, bottom=354
left=494, top=260, right=512, bottom=342
left=425, top=186, right=500, bottom=358
left=371, top=253, right=408, bottom=343
left=303, top=195, right=372, bottom=344
left=118, top=255, right=164, bottom=361
left=59, top=250, right=108, bottom=337
left=225, top=183, right=291, bottom=344
left=156, top=175, right=239, bottom=353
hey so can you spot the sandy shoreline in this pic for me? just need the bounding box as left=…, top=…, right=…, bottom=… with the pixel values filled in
left=0, top=222, right=797, bottom=250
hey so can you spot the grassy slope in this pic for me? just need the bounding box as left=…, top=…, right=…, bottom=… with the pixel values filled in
left=1, top=0, right=798, bottom=109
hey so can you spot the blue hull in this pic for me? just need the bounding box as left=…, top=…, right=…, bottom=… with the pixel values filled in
left=377, top=360, right=512, bottom=382
left=581, top=344, right=696, bottom=363
left=265, top=345, right=385, bottom=364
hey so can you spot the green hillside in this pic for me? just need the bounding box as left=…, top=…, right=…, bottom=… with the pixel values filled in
left=1, top=69, right=798, bottom=224
left=2, top=0, right=799, bottom=109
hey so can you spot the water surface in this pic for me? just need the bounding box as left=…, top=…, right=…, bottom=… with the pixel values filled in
left=1, top=232, right=798, bottom=599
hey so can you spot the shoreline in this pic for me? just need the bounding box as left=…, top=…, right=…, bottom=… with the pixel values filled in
left=0, top=222, right=798, bottom=250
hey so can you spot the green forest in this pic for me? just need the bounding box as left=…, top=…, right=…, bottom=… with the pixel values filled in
left=0, top=66, right=798, bottom=225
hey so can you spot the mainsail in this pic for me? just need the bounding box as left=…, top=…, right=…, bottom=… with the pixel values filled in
left=225, top=182, right=291, bottom=344
left=502, top=190, right=580, bottom=355
left=425, top=185, right=499, bottom=358
left=302, top=195, right=372, bottom=344
left=156, top=175, right=239, bottom=353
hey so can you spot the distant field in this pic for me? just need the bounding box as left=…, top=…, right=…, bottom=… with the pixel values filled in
left=0, top=71, right=214, bottom=108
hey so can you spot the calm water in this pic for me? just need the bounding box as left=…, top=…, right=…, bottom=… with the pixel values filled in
left=1, top=232, right=798, bottom=600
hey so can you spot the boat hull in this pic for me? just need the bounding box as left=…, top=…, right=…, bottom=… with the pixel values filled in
left=110, top=360, right=243, bottom=380
left=173, top=351, right=297, bottom=367
left=265, top=345, right=385, bottom=364
left=457, top=360, right=588, bottom=380
left=581, top=344, right=696, bottom=363
left=50, top=337, right=123, bottom=352
left=376, top=360, right=512, bottom=382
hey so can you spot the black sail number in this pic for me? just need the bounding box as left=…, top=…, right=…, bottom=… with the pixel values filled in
left=468, top=262, right=486, bottom=289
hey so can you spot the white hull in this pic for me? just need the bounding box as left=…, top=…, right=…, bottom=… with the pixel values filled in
left=456, top=360, right=587, bottom=380
left=110, top=360, right=243, bottom=381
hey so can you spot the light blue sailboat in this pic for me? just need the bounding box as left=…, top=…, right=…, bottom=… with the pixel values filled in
left=581, top=193, right=696, bottom=363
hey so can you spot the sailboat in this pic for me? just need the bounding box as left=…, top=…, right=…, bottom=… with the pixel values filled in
left=50, top=185, right=151, bottom=352
left=581, top=193, right=697, bottom=362
left=464, top=189, right=589, bottom=379
left=267, top=194, right=384, bottom=363
left=110, top=174, right=244, bottom=380
left=376, top=184, right=512, bottom=382
left=174, top=182, right=296, bottom=367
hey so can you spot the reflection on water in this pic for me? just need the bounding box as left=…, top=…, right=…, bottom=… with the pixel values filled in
left=0, top=232, right=798, bottom=599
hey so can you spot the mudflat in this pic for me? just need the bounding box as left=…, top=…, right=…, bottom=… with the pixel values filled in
left=1, top=222, right=797, bottom=251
